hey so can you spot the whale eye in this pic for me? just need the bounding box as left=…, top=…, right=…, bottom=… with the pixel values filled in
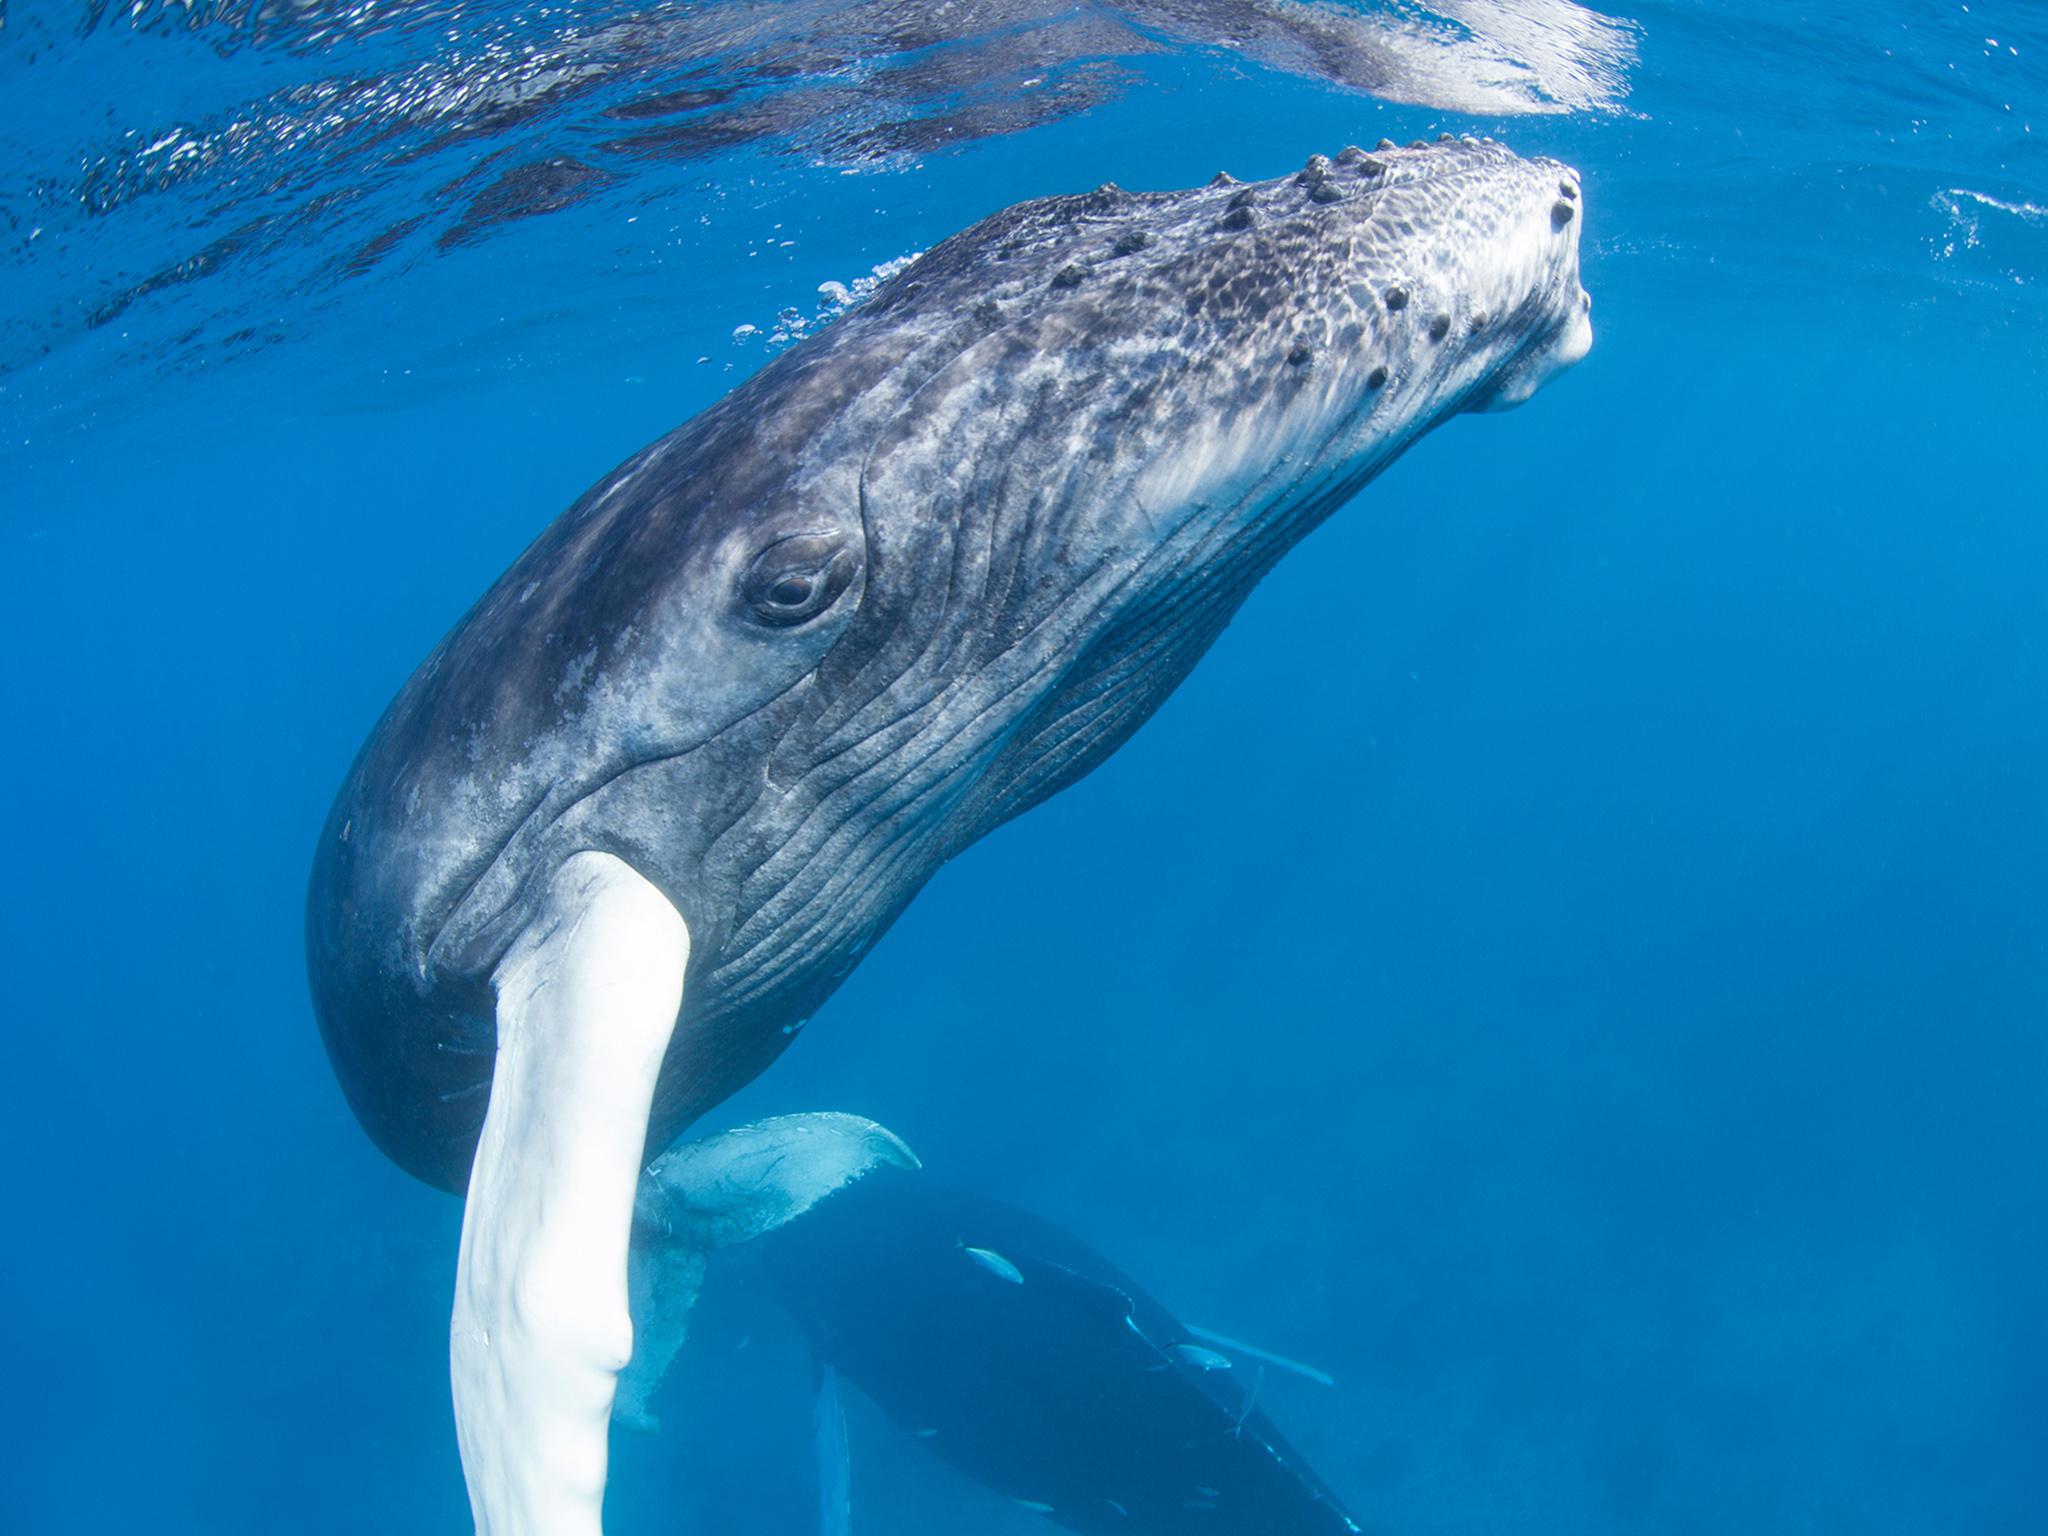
left=742, top=532, right=859, bottom=627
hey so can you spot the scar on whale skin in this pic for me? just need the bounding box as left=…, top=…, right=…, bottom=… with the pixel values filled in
left=308, top=136, right=1592, bottom=1533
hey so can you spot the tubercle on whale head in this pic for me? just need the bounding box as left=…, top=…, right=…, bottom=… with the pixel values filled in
left=1450, top=162, right=1594, bottom=413
left=1208, top=138, right=1593, bottom=431
left=863, top=135, right=1594, bottom=534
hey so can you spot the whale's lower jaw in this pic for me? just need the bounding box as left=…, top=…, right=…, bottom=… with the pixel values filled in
left=1470, top=290, right=1594, bottom=413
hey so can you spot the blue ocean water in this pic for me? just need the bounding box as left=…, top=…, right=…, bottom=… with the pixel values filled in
left=2, top=2, right=2043, bottom=1533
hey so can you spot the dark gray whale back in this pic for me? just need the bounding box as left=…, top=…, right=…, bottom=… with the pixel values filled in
left=746, top=1180, right=1363, bottom=1535
left=309, top=138, right=1592, bottom=1189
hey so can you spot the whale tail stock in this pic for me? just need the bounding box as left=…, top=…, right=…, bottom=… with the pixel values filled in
left=446, top=847, right=914, bottom=1534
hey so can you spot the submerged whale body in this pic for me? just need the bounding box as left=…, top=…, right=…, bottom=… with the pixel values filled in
left=304, top=138, right=1591, bottom=1532
left=741, top=1179, right=1362, bottom=1536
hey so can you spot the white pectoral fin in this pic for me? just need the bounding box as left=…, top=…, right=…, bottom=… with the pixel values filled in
left=451, top=851, right=690, bottom=1536
left=617, top=1113, right=920, bottom=1431
left=641, top=1112, right=921, bottom=1251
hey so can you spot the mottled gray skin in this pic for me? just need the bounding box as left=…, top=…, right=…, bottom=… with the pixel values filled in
left=309, top=137, right=1591, bottom=1191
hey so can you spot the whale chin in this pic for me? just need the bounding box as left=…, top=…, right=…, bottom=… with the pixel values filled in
left=1470, top=287, right=1595, bottom=413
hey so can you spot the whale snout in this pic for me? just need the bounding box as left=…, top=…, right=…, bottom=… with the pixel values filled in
left=1473, top=283, right=1592, bottom=413
left=1465, top=156, right=1594, bottom=413
left=1266, top=136, right=1592, bottom=423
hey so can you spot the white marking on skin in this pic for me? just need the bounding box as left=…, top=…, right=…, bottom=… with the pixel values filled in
left=556, top=645, right=598, bottom=702
left=1183, top=1323, right=1335, bottom=1387
left=1230, top=1365, right=1266, bottom=1439
left=450, top=851, right=689, bottom=1536
left=963, top=1245, right=1024, bottom=1284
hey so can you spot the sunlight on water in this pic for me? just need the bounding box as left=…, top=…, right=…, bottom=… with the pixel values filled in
left=1931, top=184, right=2046, bottom=285
left=4, top=1, right=2042, bottom=456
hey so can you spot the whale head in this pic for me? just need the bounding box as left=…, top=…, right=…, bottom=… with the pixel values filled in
left=309, top=137, right=1591, bottom=1189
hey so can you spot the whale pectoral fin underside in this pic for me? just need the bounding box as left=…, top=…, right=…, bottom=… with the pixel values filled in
left=814, top=1360, right=852, bottom=1536
left=450, top=850, right=691, bottom=1536
left=618, top=1112, right=921, bottom=1431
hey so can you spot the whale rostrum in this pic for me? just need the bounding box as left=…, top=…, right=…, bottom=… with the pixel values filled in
left=306, top=137, right=1593, bottom=1532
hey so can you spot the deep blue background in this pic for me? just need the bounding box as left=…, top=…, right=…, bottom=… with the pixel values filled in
left=3, top=5, right=2044, bottom=1532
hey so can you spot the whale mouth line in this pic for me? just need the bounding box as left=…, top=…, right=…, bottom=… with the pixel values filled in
left=423, top=719, right=732, bottom=983
left=423, top=738, right=719, bottom=984
left=1466, top=284, right=1594, bottom=413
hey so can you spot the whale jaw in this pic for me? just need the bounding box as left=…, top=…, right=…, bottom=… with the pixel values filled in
left=1470, top=286, right=1594, bottom=412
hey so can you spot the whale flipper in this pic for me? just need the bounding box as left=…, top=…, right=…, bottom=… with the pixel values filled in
left=450, top=850, right=691, bottom=1536
left=814, top=1361, right=852, bottom=1536
left=617, top=1112, right=920, bottom=1431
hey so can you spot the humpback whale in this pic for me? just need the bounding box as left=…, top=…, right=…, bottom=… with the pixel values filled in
left=714, top=1178, right=1364, bottom=1535
left=307, top=136, right=1592, bottom=1532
